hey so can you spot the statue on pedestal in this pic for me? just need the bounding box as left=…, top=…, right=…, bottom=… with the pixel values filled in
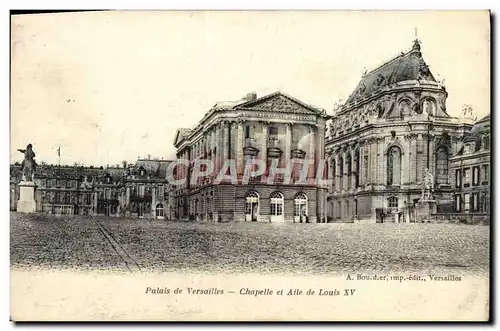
left=17, top=143, right=37, bottom=182
left=421, top=168, right=435, bottom=201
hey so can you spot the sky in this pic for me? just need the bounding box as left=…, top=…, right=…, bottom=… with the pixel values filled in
left=10, top=10, right=490, bottom=166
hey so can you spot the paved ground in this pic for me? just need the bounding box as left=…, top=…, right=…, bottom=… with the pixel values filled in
left=10, top=213, right=490, bottom=276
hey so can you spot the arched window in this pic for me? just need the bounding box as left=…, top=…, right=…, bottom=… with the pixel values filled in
left=346, top=154, right=352, bottom=189
left=294, top=192, right=308, bottom=217
left=331, top=161, right=336, bottom=189
left=337, top=201, right=342, bottom=218
left=338, top=157, right=344, bottom=190
left=388, top=196, right=398, bottom=208
left=156, top=203, right=164, bottom=217
left=270, top=192, right=284, bottom=216
left=435, top=147, right=449, bottom=185
left=354, top=150, right=360, bottom=187
left=387, top=146, right=402, bottom=186
left=245, top=190, right=260, bottom=222
left=345, top=200, right=350, bottom=218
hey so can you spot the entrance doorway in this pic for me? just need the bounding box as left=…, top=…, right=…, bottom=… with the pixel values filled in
left=294, top=192, right=308, bottom=223
left=245, top=190, right=259, bottom=222
left=269, top=192, right=284, bottom=222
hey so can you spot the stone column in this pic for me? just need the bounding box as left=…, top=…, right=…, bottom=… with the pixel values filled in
left=429, top=134, right=435, bottom=177
left=152, top=184, right=156, bottom=206
left=222, top=121, right=230, bottom=165
left=315, top=121, right=325, bottom=181
left=359, top=143, right=365, bottom=186
left=261, top=121, right=268, bottom=163
left=285, top=123, right=292, bottom=167
left=351, top=148, right=357, bottom=189
left=343, top=149, right=348, bottom=191
left=237, top=119, right=245, bottom=175
left=215, top=122, right=221, bottom=173
left=377, top=138, right=384, bottom=186
left=308, top=125, right=316, bottom=180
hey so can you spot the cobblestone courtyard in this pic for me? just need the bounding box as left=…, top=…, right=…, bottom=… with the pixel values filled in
left=10, top=213, right=490, bottom=276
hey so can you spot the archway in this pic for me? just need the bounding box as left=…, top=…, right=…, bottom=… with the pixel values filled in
left=156, top=203, right=164, bottom=219
left=269, top=191, right=284, bottom=222
left=294, top=192, right=308, bottom=223
left=245, top=190, right=260, bottom=222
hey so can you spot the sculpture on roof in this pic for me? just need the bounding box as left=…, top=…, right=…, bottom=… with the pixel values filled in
left=17, top=143, right=37, bottom=182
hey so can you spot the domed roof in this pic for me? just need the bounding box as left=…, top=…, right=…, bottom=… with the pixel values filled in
left=464, top=114, right=490, bottom=143
left=345, top=39, right=437, bottom=104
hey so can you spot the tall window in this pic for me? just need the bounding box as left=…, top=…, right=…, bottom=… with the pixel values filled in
left=472, top=166, right=480, bottom=186
left=138, top=185, right=145, bottom=197
left=363, top=155, right=368, bottom=184
left=354, top=150, right=360, bottom=187
left=156, top=204, right=164, bottom=217
left=337, top=201, right=341, bottom=218
left=245, top=125, right=250, bottom=139
left=269, top=126, right=279, bottom=147
left=455, top=170, right=462, bottom=188
left=464, top=194, right=470, bottom=212
left=463, top=168, right=471, bottom=187
left=483, top=135, right=490, bottom=150
left=330, top=161, right=336, bottom=190
left=482, top=165, right=489, bottom=182
left=455, top=195, right=461, bottom=212
left=294, top=192, right=308, bottom=216
left=388, top=196, right=398, bottom=208
left=346, top=154, right=352, bottom=189
left=338, top=157, right=344, bottom=190
left=269, top=192, right=284, bottom=216
left=435, top=147, right=449, bottom=185
left=472, top=193, right=479, bottom=212
left=245, top=190, right=259, bottom=215
left=387, top=146, right=402, bottom=185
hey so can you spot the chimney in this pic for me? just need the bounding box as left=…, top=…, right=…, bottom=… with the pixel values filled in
left=245, top=92, right=257, bottom=101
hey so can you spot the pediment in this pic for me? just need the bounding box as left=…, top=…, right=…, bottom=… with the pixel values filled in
left=237, top=92, right=322, bottom=115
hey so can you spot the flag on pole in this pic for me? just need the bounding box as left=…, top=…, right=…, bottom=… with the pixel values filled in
left=57, top=146, right=61, bottom=157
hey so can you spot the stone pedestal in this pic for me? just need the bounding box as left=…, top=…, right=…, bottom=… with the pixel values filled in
left=16, top=181, right=37, bottom=213
left=415, top=199, right=436, bottom=223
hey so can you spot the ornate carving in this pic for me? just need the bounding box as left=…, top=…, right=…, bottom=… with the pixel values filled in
left=421, top=168, right=435, bottom=200
left=241, top=94, right=316, bottom=115
left=375, top=73, right=387, bottom=87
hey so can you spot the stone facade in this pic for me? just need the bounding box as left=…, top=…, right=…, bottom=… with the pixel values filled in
left=325, top=40, right=474, bottom=223
left=449, top=115, right=490, bottom=222
left=10, top=158, right=174, bottom=219
left=173, top=91, right=330, bottom=223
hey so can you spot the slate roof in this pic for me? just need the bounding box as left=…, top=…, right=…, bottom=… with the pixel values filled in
left=464, top=114, right=490, bottom=143
left=346, top=39, right=436, bottom=104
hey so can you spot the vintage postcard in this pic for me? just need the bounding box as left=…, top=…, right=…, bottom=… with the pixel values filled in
left=10, top=10, right=490, bottom=321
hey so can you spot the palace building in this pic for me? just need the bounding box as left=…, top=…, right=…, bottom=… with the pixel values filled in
left=10, top=157, right=174, bottom=219
left=324, top=39, right=474, bottom=223
left=449, top=114, right=490, bottom=221
left=173, top=91, right=330, bottom=223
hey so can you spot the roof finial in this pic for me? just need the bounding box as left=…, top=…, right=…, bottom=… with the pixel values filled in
left=412, top=27, right=421, bottom=51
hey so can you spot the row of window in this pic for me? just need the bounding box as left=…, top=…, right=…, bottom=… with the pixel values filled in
left=455, top=165, right=489, bottom=188
left=329, top=146, right=450, bottom=189
left=455, top=192, right=490, bottom=213
left=42, top=192, right=93, bottom=205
